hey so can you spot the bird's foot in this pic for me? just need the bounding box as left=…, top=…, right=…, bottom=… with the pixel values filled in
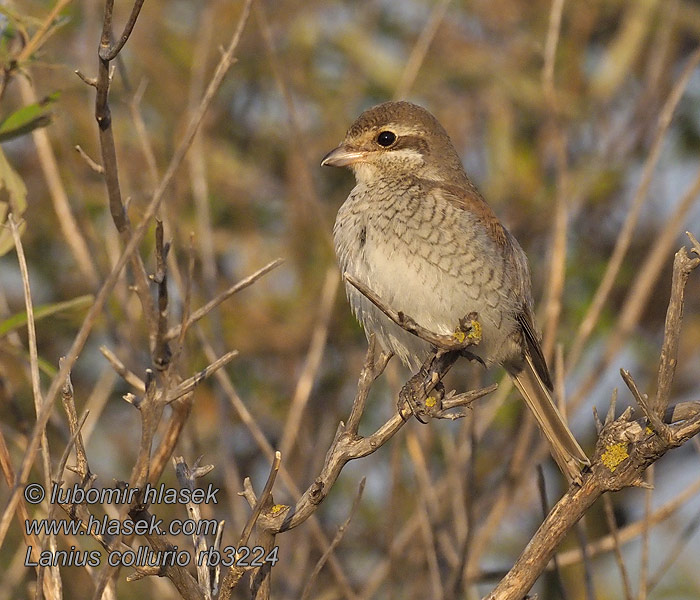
left=398, top=372, right=446, bottom=423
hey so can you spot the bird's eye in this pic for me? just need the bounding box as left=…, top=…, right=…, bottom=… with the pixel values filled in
left=376, top=131, right=397, bottom=147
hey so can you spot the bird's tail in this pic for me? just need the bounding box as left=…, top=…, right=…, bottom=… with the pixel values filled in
left=511, top=355, right=590, bottom=482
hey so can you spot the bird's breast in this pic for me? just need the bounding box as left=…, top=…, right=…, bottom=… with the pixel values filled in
left=333, top=182, right=521, bottom=368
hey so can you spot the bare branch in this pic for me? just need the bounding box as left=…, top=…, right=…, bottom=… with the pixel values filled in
left=152, top=220, right=172, bottom=370
left=654, top=247, right=700, bottom=415
left=346, top=335, right=390, bottom=435
left=254, top=343, right=494, bottom=536
left=165, top=258, right=284, bottom=341
left=75, top=70, right=98, bottom=87
left=173, top=456, right=215, bottom=600
left=100, top=345, right=145, bottom=392
left=99, top=0, right=146, bottom=61
left=74, top=144, right=104, bottom=174
left=483, top=242, right=700, bottom=599
left=59, top=357, right=90, bottom=481
left=301, top=478, right=366, bottom=600
left=279, top=269, right=338, bottom=458
left=540, top=0, right=569, bottom=359
left=567, top=49, right=700, bottom=370
left=393, top=0, right=451, bottom=99
left=219, top=452, right=282, bottom=598
left=127, top=506, right=204, bottom=599
left=165, top=349, right=239, bottom=405
left=602, top=494, right=633, bottom=600
left=0, top=0, right=255, bottom=550
left=239, top=451, right=282, bottom=548
left=17, top=77, right=100, bottom=287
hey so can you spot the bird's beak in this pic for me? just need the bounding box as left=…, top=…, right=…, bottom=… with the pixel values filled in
left=321, top=144, right=366, bottom=168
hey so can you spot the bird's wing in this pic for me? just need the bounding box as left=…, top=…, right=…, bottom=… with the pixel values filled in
left=422, top=179, right=590, bottom=480
left=426, top=180, right=509, bottom=248
left=517, top=308, right=553, bottom=390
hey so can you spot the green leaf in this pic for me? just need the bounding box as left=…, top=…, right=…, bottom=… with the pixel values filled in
left=3, top=344, right=58, bottom=378
left=0, top=146, right=27, bottom=256
left=0, top=92, right=58, bottom=142
left=0, top=294, right=94, bottom=337
left=36, top=354, right=58, bottom=378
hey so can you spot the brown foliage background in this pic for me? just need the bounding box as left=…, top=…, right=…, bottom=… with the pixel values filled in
left=1, top=0, right=700, bottom=598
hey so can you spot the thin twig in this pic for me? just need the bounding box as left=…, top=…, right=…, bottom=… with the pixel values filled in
left=165, top=258, right=284, bottom=341
left=17, top=77, right=99, bottom=287
left=212, top=520, right=226, bottom=597
left=567, top=48, right=700, bottom=371
left=346, top=336, right=385, bottom=436
left=99, top=0, right=146, bottom=61
left=407, top=432, right=444, bottom=600
left=638, top=465, right=654, bottom=600
left=446, top=408, right=477, bottom=600
left=59, top=358, right=90, bottom=480
left=173, top=234, right=196, bottom=360
left=393, top=0, right=451, bottom=99
left=17, top=0, right=73, bottom=64
left=574, top=519, right=596, bottom=600
left=165, top=349, right=239, bottom=404
left=620, top=369, right=673, bottom=444
left=75, top=70, right=97, bottom=87
left=152, top=220, right=172, bottom=369
left=540, top=0, right=569, bottom=359
left=74, top=145, right=104, bottom=174
left=173, top=456, right=215, bottom=600
left=128, top=78, right=159, bottom=185
left=654, top=245, right=699, bottom=415
left=537, top=465, right=569, bottom=600
left=301, top=478, right=366, bottom=600
left=8, top=212, right=58, bottom=598
left=239, top=451, right=282, bottom=548
left=8, top=214, right=50, bottom=489
left=602, top=494, right=634, bottom=600
left=279, top=269, right=339, bottom=459
left=99, top=345, right=146, bottom=392
left=94, top=0, right=157, bottom=345
left=647, top=503, right=700, bottom=593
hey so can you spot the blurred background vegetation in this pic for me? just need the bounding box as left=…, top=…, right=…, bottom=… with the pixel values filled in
left=2, top=0, right=700, bottom=598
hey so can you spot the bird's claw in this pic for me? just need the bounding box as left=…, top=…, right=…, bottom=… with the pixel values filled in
left=398, top=373, right=445, bottom=423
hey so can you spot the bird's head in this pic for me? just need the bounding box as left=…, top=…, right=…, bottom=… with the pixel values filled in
left=321, top=101, right=468, bottom=186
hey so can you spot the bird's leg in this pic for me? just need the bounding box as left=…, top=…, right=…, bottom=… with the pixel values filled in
left=398, top=363, right=431, bottom=423
left=398, top=350, right=460, bottom=423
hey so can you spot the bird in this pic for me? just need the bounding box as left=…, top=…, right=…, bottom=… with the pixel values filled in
left=321, top=100, right=589, bottom=481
